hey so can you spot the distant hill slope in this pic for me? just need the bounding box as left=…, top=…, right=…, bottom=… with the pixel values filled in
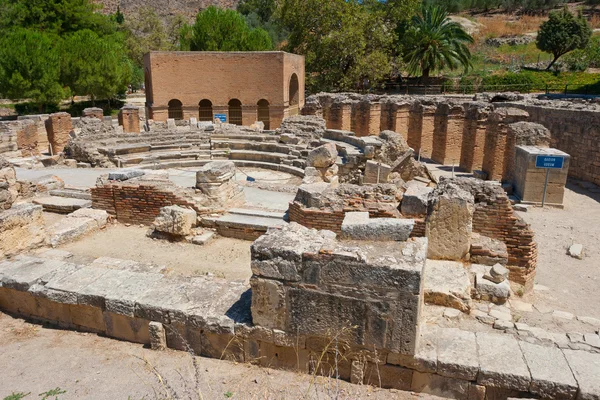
left=92, top=0, right=239, bottom=19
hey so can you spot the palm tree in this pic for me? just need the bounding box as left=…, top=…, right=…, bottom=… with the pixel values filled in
left=403, top=5, right=474, bottom=80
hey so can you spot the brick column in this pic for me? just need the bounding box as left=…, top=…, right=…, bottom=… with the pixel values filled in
left=269, top=106, right=286, bottom=130
left=420, top=106, right=436, bottom=159
left=379, top=101, right=395, bottom=132
left=44, top=112, right=72, bottom=154
left=82, top=107, right=103, bottom=119
left=431, top=104, right=450, bottom=164
left=182, top=106, right=198, bottom=121
left=460, top=105, right=488, bottom=172
left=368, top=102, right=381, bottom=136
left=407, top=103, right=423, bottom=152
left=394, top=103, right=411, bottom=139
left=327, top=102, right=344, bottom=130
left=432, top=104, right=465, bottom=165
left=482, top=113, right=508, bottom=181
left=352, top=101, right=371, bottom=137
left=242, top=105, right=258, bottom=126
left=340, top=102, right=353, bottom=131
left=118, top=105, right=140, bottom=134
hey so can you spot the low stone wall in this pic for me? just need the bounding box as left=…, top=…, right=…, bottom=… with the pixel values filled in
left=91, top=180, right=204, bottom=225
left=0, top=120, right=39, bottom=156
left=0, top=204, right=46, bottom=258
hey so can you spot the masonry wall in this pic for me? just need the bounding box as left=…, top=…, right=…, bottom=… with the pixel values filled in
left=45, top=112, right=72, bottom=154
left=91, top=182, right=204, bottom=225
left=144, top=51, right=305, bottom=129
left=0, top=120, right=39, bottom=156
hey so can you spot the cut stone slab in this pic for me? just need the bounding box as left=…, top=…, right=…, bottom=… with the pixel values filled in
left=401, top=186, right=433, bottom=216
left=577, top=316, right=600, bottom=328
left=32, top=196, right=91, bottom=214
left=493, top=320, right=514, bottom=330
left=443, top=308, right=461, bottom=319
left=340, top=212, right=414, bottom=241
left=553, top=310, right=574, bottom=320
left=43, top=265, right=111, bottom=304
left=191, top=231, right=215, bottom=246
left=436, top=328, right=479, bottom=380
left=475, top=273, right=511, bottom=302
left=153, top=205, right=197, bottom=237
left=108, top=169, right=145, bottom=181
left=67, top=208, right=108, bottom=228
left=583, top=333, right=600, bottom=349
left=568, top=244, right=584, bottom=260
left=489, top=309, right=512, bottom=321
left=48, top=216, right=98, bottom=247
left=423, top=260, right=472, bottom=312
left=485, top=263, right=509, bottom=284
left=510, top=299, right=534, bottom=313
left=519, top=341, right=577, bottom=400
left=562, top=349, right=600, bottom=400
left=476, top=332, right=531, bottom=391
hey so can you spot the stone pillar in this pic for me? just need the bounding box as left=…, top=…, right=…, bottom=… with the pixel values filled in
left=82, top=107, right=103, bottom=119
left=327, top=102, right=344, bottom=130
left=460, top=105, right=488, bottom=172
left=196, top=160, right=245, bottom=207
left=445, top=106, right=465, bottom=166
left=394, top=103, right=411, bottom=140
left=514, top=146, right=570, bottom=205
left=242, top=105, right=258, bottom=126
left=321, top=98, right=334, bottom=127
left=426, top=182, right=474, bottom=260
left=340, top=102, right=353, bottom=131
left=368, top=102, right=381, bottom=136
left=45, top=112, right=72, bottom=154
left=407, top=103, right=423, bottom=152
left=118, top=105, right=140, bottom=134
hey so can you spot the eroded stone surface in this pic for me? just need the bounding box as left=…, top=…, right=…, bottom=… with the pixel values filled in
left=423, top=260, right=472, bottom=312
left=476, top=332, right=531, bottom=391
left=152, top=205, right=197, bottom=237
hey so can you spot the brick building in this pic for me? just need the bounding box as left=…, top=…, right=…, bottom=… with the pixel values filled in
left=143, top=51, right=305, bottom=130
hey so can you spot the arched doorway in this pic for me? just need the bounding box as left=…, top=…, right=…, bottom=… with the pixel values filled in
left=199, top=99, right=213, bottom=122
left=168, top=99, right=183, bottom=120
left=288, top=74, right=299, bottom=116
left=228, top=99, right=242, bottom=125
left=257, top=99, right=270, bottom=130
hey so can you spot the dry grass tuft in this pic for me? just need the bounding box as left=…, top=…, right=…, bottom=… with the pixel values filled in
left=476, top=15, right=545, bottom=39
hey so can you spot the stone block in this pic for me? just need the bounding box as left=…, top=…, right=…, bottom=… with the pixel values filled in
left=103, top=312, right=150, bottom=344
left=195, top=161, right=236, bottom=184
left=423, top=260, right=472, bottom=312
left=0, top=204, right=46, bottom=258
left=475, top=273, right=511, bottom=302
left=340, top=212, right=414, bottom=241
left=250, top=278, right=287, bottom=330
left=152, top=205, right=197, bottom=237
left=563, top=349, right=600, bottom=400
left=426, top=182, right=474, bottom=260
left=437, top=328, right=479, bottom=381
left=401, top=186, right=433, bottom=216
left=306, top=142, right=337, bottom=168
left=108, top=169, right=145, bottom=181
left=476, top=332, right=531, bottom=391
left=48, top=216, right=98, bottom=247
left=149, top=321, right=167, bottom=350
left=68, top=208, right=108, bottom=228
left=411, top=372, right=472, bottom=399
left=519, top=341, right=577, bottom=400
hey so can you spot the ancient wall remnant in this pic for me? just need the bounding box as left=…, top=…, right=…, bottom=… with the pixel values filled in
left=45, top=112, right=73, bottom=154
left=82, top=107, right=104, bottom=120
left=118, top=105, right=140, bottom=134
left=0, top=204, right=46, bottom=258
left=0, top=120, right=39, bottom=156
left=0, top=156, right=18, bottom=210
left=251, top=222, right=426, bottom=356
left=195, top=161, right=245, bottom=208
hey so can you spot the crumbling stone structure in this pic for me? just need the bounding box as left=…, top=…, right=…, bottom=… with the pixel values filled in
left=0, top=204, right=46, bottom=258
left=118, top=105, right=140, bottom=134
left=195, top=161, right=245, bottom=207
left=0, top=156, right=18, bottom=210
left=82, top=107, right=104, bottom=120
left=45, top=112, right=73, bottom=155
left=251, top=222, right=426, bottom=357
left=0, top=120, right=39, bottom=156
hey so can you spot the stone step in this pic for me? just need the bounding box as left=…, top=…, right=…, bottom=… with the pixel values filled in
left=49, top=189, right=92, bottom=201
left=227, top=208, right=286, bottom=220
left=32, top=196, right=92, bottom=214
left=216, top=213, right=287, bottom=230
left=228, top=150, right=295, bottom=164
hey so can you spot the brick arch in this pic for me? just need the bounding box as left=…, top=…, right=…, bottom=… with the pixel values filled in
left=199, top=99, right=213, bottom=122
left=168, top=99, right=183, bottom=120
left=228, top=99, right=242, bottom=125
left=257, top=99, right=270, bottom=130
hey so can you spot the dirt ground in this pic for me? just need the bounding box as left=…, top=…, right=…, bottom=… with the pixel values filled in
left=58, top=224, right=252, bottom=281
left=0, top=312, right=440, bottom=400
left=518, top=181, right=600, bottom=320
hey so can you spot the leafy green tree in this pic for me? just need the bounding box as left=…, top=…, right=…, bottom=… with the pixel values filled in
left=237, top=0, right=276, bottom=24
left=61, top=30, right=132, bottom=103
left=402, top=5, right=474, bottom=79
left=278, top=0, right=399, bottom=91
left=0, top=29, right=67, bottom=112
left=180, top=6, right=272, bottom=51
left=536, top=7, right=592, bottom=70
left=0, top=0, right=115, bottom=36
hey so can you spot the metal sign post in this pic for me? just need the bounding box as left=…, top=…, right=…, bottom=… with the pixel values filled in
left=535, top=155, right=565, bottom=207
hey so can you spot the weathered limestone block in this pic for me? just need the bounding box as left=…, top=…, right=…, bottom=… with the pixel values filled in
left=476, top=332, right=531, bottom=391
left=341, top=212, right=414, bottom=241
left=401, top=185, right=433, bottom=216
left=470, top=233, right=509, bottom=266
left=306, top=142, right=337, bottom=168
left=426, top=182, right=474, bottom=260
left=250, top=223, right=427, bottom=356
left=48, top=217, right=98, bottom=247
left=562, top=349, right=600, bottom=400
left=149, top=321, right=167, bottom=350
left=423, top=260, right=472, bottom=312
left=364, top=160, right=392, bottom=184
left=301, top=167, right=324, bottom=184
left=0, top=204, right=46, bottom=258
left=519, top=341, right=577, bottom=400
left=195, top=161, right=244, bottom=206
left=436, top=328, right=479, bottom=381
left=152, top=205, right=197, bottom=237
left=0, top=156, right=18, bottom=210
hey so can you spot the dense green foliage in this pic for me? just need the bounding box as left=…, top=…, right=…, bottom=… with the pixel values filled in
left=536, top=8, right=592, bottom=70
left=0, top=0, right=131, bottom=110
left=423, top=0, right=569, bottom=14
left=564, top=36, right=600, bottom=71
left=180, top=6, right=272, bottom=51
left=402, top=5, right=474, bottom=79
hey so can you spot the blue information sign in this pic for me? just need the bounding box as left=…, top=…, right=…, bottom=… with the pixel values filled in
left=214, top=114, right=227, bottom=123
left=535, top=155, right=564, bottom=169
